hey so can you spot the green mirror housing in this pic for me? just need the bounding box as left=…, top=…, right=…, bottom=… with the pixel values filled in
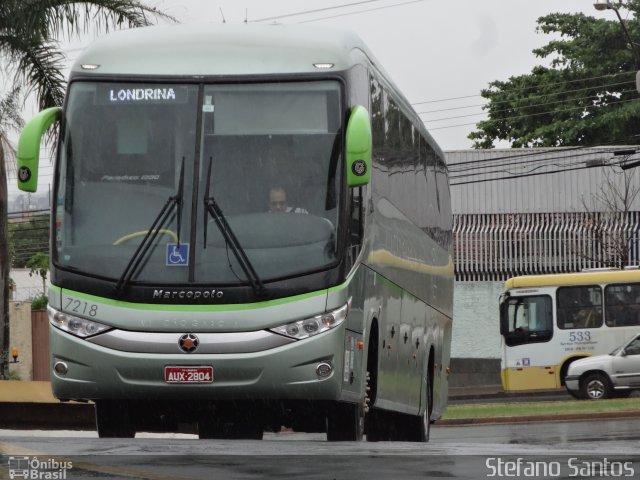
left=346, top=105, right=372, bottom=187
left=17, top=107, right=62, bottom=192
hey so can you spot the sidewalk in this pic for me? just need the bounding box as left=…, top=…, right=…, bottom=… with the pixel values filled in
left=0, top=381, right=94, bottom=429
left=0, top=382, right=509, bottom=402
left=0, top=381, right=57, bottom=403
left=1, top=382, right=523, bottom=403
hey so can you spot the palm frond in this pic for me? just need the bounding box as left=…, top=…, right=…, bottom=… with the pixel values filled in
left=0, top=0, right=177, bottom=121
left=10, top=38, right=66, bottom=109
left=0, top=87, right=23, bottom=176
left=14, top=0, right=176, bottom=40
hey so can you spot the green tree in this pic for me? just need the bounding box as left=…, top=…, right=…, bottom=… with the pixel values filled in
left=469, top=2, right=640, bottom=148
left=0, top=1, right=175, bottom=379
left=9, top=214, right=50, bottom=267
left=26, top=252, right=49, bottom=310
left=26, top=252, right=49, bottom=293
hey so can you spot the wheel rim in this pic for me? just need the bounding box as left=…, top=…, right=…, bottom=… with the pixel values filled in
left=587, top=379, right=605, bottom=399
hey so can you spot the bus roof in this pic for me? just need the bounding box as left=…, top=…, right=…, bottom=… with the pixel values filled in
left=71, top=24, right=375, bottom=77
left=504, top=269, right=640, bottom=290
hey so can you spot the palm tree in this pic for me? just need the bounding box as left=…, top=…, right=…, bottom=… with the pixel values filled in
left=0, top=0, right=175, bottom=379
left=0, top=88, right=23, bottom=380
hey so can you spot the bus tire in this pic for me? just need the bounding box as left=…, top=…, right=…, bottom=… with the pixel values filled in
left=326, top=401, right=364, bottom=441
left=95, top=400, right=135, bottom=438
left=580, top=373, right=613, bottom=400
left=404, top=374, right=431, bottom=442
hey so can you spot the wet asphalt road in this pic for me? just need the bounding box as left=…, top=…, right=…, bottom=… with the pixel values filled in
left=1, top=419, right=639, bottom=479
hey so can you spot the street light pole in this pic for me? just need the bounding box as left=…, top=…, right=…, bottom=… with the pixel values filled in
left=594, top=0, right=640, bottom=69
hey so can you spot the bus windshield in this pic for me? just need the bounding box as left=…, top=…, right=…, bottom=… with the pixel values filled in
left=55, top=80, right=342, bottom=285
left=501, top=295, right=553, bottom=346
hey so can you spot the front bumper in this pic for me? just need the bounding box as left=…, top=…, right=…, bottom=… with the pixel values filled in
left=49, top=323, right=345, bottom=402
left=564, top=375, right=580, bottom=394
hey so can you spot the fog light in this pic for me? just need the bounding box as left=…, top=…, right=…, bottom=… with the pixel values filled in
left=316, top=362, right=332, bottom=378
left=54, top=361, right=68, bottom=375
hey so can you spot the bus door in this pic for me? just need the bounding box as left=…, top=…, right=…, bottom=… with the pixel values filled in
left=500, top=294, right=555, bottom=390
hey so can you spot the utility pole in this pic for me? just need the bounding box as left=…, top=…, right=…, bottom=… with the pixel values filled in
left=594, top=1, right=640, bottom=69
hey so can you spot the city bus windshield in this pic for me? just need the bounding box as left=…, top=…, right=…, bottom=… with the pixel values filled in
left=501, top=295, right=553, bottom=346
left=54, top=80, right=342, bottom=286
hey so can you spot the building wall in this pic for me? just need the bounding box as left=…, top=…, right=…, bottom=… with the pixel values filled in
left=447, top=147, right=640, bottom=214
left=452, top=281, right=503, bottom=359
left=10, top=268, right=47, bottom=302
left=9, top=301, right=33, bottom=380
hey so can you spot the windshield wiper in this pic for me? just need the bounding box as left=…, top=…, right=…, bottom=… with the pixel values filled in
left=203, top=157, right=266, bottom=298
left=115, top=158, right=185, bottom=296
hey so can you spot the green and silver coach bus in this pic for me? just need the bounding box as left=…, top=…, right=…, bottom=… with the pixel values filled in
left=16, top=24, right=453, bottom=441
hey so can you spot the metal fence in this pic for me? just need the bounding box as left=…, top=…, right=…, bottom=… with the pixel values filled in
left=453, top=211, right=640, bottom=281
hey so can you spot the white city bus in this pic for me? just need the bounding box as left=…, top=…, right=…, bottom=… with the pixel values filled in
left=16, top=24, right=453, bottom=441
left=500, top=269, right=640, bottom=391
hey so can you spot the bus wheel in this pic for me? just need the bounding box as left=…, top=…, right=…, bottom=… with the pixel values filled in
left=326, top=401, right=364, bottom=441
left=581, top=373, right=613, bottom=400
left=403, top=376, right=431, bottom=442
left=95, top=400, right=135, bottom=438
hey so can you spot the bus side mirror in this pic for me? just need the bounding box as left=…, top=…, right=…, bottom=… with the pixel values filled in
left=17, top=107, right=62, bottom=192
left=499, top=302, right=508, bottom=336
left=345, top=105, right=371, bottom=188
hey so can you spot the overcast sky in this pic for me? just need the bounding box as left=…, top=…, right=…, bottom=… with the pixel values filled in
left=9, top=0, right=614, bottom=199
left=152, top=0, right=610, bottom=150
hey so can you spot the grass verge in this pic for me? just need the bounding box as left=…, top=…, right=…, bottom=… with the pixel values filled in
left=443, top=397, right=640, bottom=420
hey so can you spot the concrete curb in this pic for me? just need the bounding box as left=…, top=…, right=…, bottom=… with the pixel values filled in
left=435, top=410, right=640, bottom=427
left=0, top=403, right=95, bottom=430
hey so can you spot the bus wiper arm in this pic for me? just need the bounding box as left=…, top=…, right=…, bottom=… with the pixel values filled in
left=115, top=158, right=185, bottom=296
left=203, top=157, right=266, bottom=298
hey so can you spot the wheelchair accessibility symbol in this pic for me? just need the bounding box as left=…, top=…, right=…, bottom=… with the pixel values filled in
left=166, top=243, right=189, bottom=266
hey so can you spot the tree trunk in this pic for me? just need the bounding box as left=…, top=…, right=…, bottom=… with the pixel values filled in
left=0, top=140, right=10, bottom=379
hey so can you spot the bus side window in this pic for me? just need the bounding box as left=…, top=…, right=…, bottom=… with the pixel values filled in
left=557, top=286, right=602, bottom=329
left=605, top=283, right=640, bottom=327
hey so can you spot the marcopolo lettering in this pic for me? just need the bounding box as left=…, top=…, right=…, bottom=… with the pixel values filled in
left=153, top=289, right=224, bottom=300
left=109, top=87, right=176, bottom=102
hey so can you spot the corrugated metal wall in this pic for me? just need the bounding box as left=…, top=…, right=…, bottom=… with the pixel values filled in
left=447, top=147, right=640, bottom=214
left=447, top=148, right=640, bottom=281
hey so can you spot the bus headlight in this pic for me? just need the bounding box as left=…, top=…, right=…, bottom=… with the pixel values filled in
left=47, top=305, right=111, bottom=338
left=270, top=302, right=348, bottom=340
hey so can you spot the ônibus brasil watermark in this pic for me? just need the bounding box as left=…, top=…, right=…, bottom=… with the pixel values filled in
left=7, top=456, right=72, bottom=480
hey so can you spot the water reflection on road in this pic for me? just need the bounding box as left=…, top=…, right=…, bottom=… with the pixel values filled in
left=432, top=419, right=640, bottom=452
left=1, top=420, right=639, bottom=479
left=1, top=419, right=639, bottom=454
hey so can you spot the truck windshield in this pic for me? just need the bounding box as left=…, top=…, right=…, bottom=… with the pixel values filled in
left=55, top=80, right=342, bottom=286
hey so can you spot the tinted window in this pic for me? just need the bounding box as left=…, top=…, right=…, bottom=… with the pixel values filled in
left=557, top=286, right=603, bottom=329
left=605, top=283, right=640, bottom=327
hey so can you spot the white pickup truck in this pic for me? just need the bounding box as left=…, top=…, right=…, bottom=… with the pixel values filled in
left=565, top=333, right=640, bottom=400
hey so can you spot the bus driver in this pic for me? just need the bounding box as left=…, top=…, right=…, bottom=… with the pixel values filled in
left=267, top=186, right=308, bottom=214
